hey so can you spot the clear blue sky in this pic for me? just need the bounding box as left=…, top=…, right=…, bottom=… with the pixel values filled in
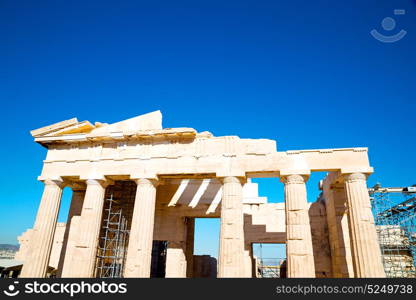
left=1, top=1, right=415, bottom=261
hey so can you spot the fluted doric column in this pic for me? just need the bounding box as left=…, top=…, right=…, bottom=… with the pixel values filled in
left=20, top=178, right=65, bottom=278
left=124, top=178, right=158, bottom=277
left=166, top=241, right=187, bottom=278
left=59, top=188, right=85, bottom=277
left=67, top=179, right=108, bottom=277
left=281, top=174, right=315, bottom=278
left=322, top=176, right=354, bottom=278
left=344, top=173, right=385, bottom=277
left=218, top=176, right=245, bottom=278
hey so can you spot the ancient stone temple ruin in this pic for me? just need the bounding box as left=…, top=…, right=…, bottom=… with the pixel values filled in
left=19, top=111, right=386, bottom=278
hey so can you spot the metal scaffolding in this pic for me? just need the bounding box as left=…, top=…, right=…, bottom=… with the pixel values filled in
left=96, top=194, right=130, bottom=278
left=370, top=184, right=416, bottom=278
left=255, top=243, right=286, bottom=278
left=257, top=258, right=283, bottom=278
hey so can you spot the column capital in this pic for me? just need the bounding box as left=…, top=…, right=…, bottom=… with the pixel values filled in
left=134, top=178, right=159, bottom=187
left=343, top=172, right=367, bottom=183
left=85, top=178, right=110, bottom=188
left=219, top=176, right=246, bottom=185
left=280, top=174, right=309, bottom=184
left=340, top=167, right=373, bottom=176
left=42, top=177, right=65, bottom=188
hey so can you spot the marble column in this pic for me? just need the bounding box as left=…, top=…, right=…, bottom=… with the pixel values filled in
left=124, top=178, right=158, bottom=277
left=68, top=179, right=108, bottom=277
left=58, top=188, right=85, bottom=277
left=344, top=173, right=385, bottom=277
left=218, top=176, right=245, bottom=278
left=323, top=182, right=354, bottom=278
left=20, top=178, right=65, bottom=278
left=165, top=217, right=187, bottom=278
left=165, top=242, right=187, bottom=278
left=281, top=174, right=315, bottom=278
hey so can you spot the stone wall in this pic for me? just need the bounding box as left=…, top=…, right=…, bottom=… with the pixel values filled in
left=243, top=203, right=286, bottom=243
left=193, top=255, right=217, bottom=278
left=309, top=199, right=332, bottom=278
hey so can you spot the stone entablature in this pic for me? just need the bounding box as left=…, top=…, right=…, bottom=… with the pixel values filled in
left=31, top=111, right=371, bottom=181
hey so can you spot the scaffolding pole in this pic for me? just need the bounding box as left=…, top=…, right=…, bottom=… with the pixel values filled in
left=96, top=194, right=130, bottom=278
left=370, top=184, right=416, bottom=278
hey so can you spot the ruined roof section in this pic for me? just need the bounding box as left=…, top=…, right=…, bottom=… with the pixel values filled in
left=31, top=111, right=202, bottom=145
left=30, top=118, right=79, bottom=137
left=30, top=111, right=278, bottom=156
left=90, top=110, right=162, bottom=134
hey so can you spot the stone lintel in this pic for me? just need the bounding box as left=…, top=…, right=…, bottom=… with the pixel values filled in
left=216, top=170, right=246, bottom=178
left=285, top=147, right=368, bottom=154
left=79, top=174, right=107, bottom=181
